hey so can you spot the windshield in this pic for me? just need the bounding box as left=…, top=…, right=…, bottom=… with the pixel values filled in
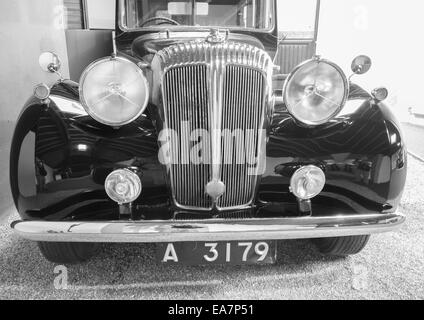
left=119, top=0, right=274, bottom=31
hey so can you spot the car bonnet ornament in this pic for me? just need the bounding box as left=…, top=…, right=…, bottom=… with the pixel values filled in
left=206, top=29, right=228, bottom=44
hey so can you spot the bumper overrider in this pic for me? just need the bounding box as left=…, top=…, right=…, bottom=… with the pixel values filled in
left=11, top=213, right=405, bottom=243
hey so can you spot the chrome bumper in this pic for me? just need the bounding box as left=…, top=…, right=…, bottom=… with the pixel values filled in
left=11, top=213, right=405, bottom=243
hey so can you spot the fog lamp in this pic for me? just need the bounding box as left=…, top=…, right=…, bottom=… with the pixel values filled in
left=290, top=165, right=326, bottom=200
left=105, top=169, right=142, bottom=204
left=34, top=83, right=50, bottom=100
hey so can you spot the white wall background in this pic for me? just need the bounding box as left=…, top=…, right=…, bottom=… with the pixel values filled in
left=86, top=0, right=115, bottom=29
left=0, top=0, right=70, bottom=123
left=316, top=0, right=424, bottom=120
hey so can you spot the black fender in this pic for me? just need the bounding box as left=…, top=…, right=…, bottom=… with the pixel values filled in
left=10, top=80, right=167, bottom=221
left=261, top=84, right=407, bottom=214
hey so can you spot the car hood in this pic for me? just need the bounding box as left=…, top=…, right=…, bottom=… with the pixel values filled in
left=131, top=31, right=267, bottom=58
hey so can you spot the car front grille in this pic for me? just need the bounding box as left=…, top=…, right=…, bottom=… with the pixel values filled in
left=158, top=41, right=273, bottom=211
left=218, top=65, right=266, bottom=209
left=163, top=64, right=213, bottom=209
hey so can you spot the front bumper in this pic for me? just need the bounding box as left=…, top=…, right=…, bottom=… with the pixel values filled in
left=12, top=212, right=405, bottom=243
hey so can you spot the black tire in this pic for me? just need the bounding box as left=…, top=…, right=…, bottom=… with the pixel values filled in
left=313, top=235, right=370, bottom=256
left=38, top=242, right=99, bottom=264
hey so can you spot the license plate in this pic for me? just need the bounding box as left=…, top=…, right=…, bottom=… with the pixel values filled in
left=157, top=241, right=277, bottom=265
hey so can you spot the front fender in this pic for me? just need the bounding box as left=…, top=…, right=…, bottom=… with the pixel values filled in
left=260, top=90, right=407, bottom=214
left=10, top=81, right=166, bottom=221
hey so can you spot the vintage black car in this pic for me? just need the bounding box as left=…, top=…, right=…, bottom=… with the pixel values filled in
left=10, top=0, right=407, bottom=264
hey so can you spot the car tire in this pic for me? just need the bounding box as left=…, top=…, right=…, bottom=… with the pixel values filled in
left=38, top=242, right=100, bottom=264
left=313, top=235, right=370, bottom=256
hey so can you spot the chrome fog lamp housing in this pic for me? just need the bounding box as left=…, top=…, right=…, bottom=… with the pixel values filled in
left=105, top=169, right=142, bottom=204
left=290, top=165, right=326, bottom=200
left=79, top=56, right=149, bottom=127
left=283, top=58, right=349, bottom=126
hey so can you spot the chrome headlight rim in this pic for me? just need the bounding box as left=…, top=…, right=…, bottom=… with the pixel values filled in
left=283, top=57, right=350, bottom=127
left=79, top=56, right=149, bottom=127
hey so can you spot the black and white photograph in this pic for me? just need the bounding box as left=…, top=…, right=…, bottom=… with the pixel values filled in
left=0, top=0, right=423, bottom=303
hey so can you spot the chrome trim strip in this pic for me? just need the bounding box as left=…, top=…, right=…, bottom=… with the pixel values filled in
left=12, top=213, right=405, bottom=243
left=210, top=46, right=224, bottom=193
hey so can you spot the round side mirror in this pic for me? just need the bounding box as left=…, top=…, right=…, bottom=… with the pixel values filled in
left=39, top=52, right=61, bottom=73
left=351, top=55, right=372, bottom=75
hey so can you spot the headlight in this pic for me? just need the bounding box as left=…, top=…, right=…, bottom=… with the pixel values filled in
left=283, top=58, right=349, bottom=126
left=79, top=57, right=149, bottom=126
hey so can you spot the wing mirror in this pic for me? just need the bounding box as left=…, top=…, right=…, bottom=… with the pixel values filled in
left=351, top=55, right=372, bottom=75
left=39, top=52, right=61, bottom=73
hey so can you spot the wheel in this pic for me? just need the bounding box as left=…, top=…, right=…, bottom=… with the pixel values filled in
left=313, top=235, right=370, bottom=256
left=38, top=242, right=100, bottom=264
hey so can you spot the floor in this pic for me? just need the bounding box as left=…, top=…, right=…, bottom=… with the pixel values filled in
left=0, top=121, right=14, bottom=225
left=403, top=123, right=424, bottom=160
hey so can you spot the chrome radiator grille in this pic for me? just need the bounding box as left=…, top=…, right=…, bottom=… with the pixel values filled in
left=163, top=64, right=213, bottom=209
left=218, top=65, right=265, bottom=209
left=157, top=41, right=273, bottom=211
